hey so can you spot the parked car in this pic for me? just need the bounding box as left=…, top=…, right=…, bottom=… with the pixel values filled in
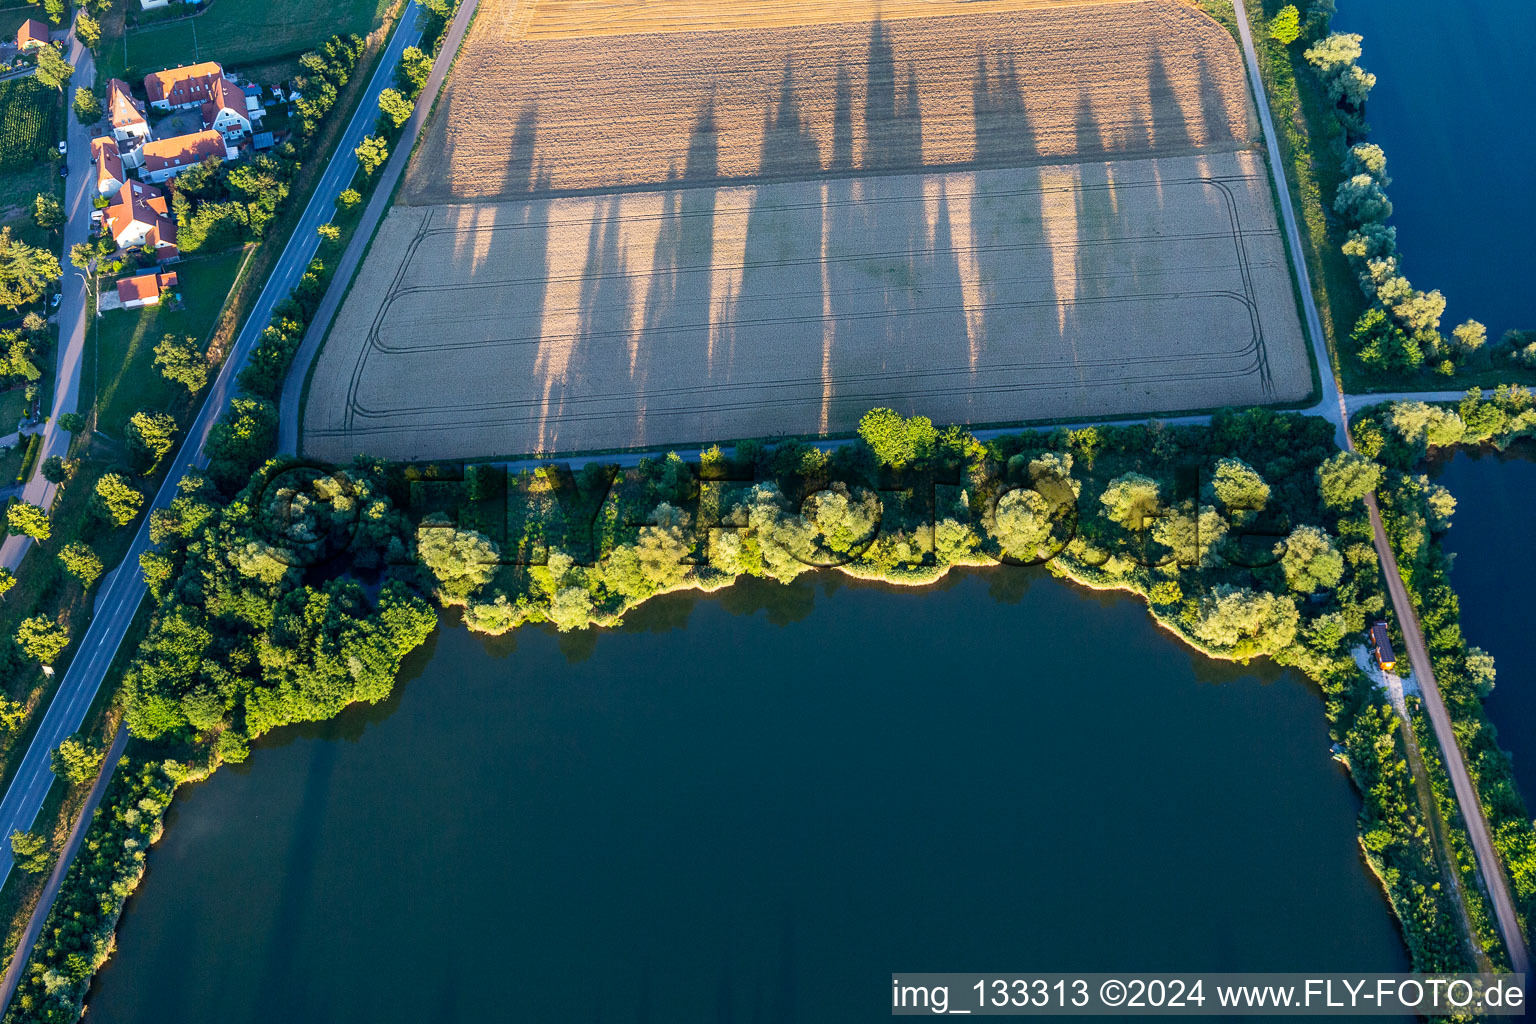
left=58, top=163, right=67, bottom=177
left=57, top=139, right=65, bottom=155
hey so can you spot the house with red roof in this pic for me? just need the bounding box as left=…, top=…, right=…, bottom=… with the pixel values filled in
left=104, top=180, right=178, bottom=259
left=107, top=79, right=150, bottom=144
left=144, top=61, right=226, bottom=111
left=140, top=129, right=233, bottom=184
left=15, top=19, right=48, bottom=52
left=201, top=76, right=253, bottom=140
left=116, top=270, right=179, bottom=309
left=91, top=136, right=125, bottom=195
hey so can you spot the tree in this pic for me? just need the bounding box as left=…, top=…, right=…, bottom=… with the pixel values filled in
left=40, top=454, right=68, bottom=483
left=336, top=188, right=362, bottom=211
left=16, top=615, right=69, bottom=663
left=1333, top=174, right=1392, bottom=225
left=1342, top=142, right=1388, bottom=183
left=68, top=241, right=94, bottom=271
left=126, top=410, right=178, bottom=472
left=75, top=10, right=101, bottom=49
left=0, top=567, right=13, bottom=598
left=1269, top=4, right=1301, bottom=44
left=1099, top=472, right=1161, bottom=529
left=58, top=541, right=103, bottom=587
left=1210, top=458, right=1270, bottom=511
left=317, top=222, right=341, bottom=243
left=42, top=0, right=64, bottom=22
left=417, top=522, right=499, bottom=600
left=1280, top=525, right=1344, bottom=593
left=355, top=134, right=389, bottom=176
left=1450, top=319, right=1487, bottom=356
left=58, top=411, right=86, bottom=434
left=857, top=408, right=936, bottom=468
left=73, top=86, right=102, bottom=123
left=6, top=501, right=50, bottom=540
left=0, top=228, right=63, bottom=310
left=50, top=735, right=103, bottom=786
left=153, top=333, right=208, bottom=393
left=1351, top=306, right=1421, bottom=372
left=92, top=472, right=144, bottom=526
left=1317, top=450, right=1382, bottom=507
left=204, top=396, right=277, bottom=487
left=32, top=193, right=63, bottom=231
left=9, top=831, right=51, bottom=874
left=396, top=46, right=432, bottom=95
left=33, top=43, right=73, bottom=92
left=1191, top=585, right=1300, bottom=659
left=1303, top=32, right=1363, bottom=79
left=377, top=87, right=413, bottom=128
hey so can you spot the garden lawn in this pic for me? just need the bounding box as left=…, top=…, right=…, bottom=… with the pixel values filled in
left=121, top=0, right=393, bottom=78
left=93, top=250, right=244, bottom=436
left=0, top=385, right=27, bottom=431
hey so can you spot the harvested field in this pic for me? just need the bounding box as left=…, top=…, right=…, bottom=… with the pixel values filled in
left=402, top=0, right=1255, bottom=204
left=304, top=151, right=1312, bottom=463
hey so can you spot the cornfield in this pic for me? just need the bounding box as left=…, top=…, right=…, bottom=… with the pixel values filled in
left=0, top=77, right=60, bottom=172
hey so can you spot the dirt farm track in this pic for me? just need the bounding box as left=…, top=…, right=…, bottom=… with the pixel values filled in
left=302, top=0, right=1314, bottom=462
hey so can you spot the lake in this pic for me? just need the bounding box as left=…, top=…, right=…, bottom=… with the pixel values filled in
left=84, top=569, right=1409, bottom=1022
left=1430, top=448, right=1536, bottom=805
left=1332, top=0, right=1536, bottom=337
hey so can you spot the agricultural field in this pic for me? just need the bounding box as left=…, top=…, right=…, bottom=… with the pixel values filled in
left=307, top=0, right=1313, bottom=462
left=112, top=0, right=393, bottom=79
left=404, top=0, right=1253, bottom=203
left=0, top=77, right=59, bottom=174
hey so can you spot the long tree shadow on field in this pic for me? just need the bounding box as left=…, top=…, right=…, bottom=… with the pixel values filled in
left=972, top=46, right=1036, bottom=168
left=861, top=17, right=923, bottom=171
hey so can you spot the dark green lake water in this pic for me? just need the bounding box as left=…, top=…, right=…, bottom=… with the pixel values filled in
left=86, top=570, right=1409, bottom=1023
left=1334, top=0, right=1535, bottom=336
left=1431, top=449, right=1536, bottom=805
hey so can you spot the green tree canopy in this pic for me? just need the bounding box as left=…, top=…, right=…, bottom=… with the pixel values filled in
left=16, top=615, right=70, bottom=663
left=417, top=522, right=499, bottom=600
left=33, top=43, right=73, bottom=91
left=1269, top=4, right=1301, bottom=44
left=857, top=408, right=936, bottom=469
left=153, top=334, right=208, bottom=393
left=0, top=228, right=63, bottom=310
left=9, top=830, right=51, bottom=874
left=6, top=501, right=50, bottom=539
left=378, top=87, right=413, bottom=128
left=33, top=193, right=63, bottom=231
left=58, top=541, right=104, bottom=587
left=1280, top=525, right=1344, bottom=593
left=1210, top=457, right=1270, bottom=512
left=1316, top=450, right=1382, bottom=508
left=92, top=471, right=145, bottom=526
left=355, top=134, right=389, bottom=176
left=126, top=410, right=178, bottom=472
left=50, top=735, right=103, bottom=786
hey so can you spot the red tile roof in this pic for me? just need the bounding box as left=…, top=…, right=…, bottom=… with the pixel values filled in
left=107, top=79, right=147, bottom=130
left=16, top=19, right=48, bottom=49
left=116, top=272, right=164, bottom=305
left=141, top=130, right=226, bottom=175
left=143, top=61, right=224, bottom=106
left=105, top=180, right=176, bottom=247
left=91, top=136, right=123, bottom=191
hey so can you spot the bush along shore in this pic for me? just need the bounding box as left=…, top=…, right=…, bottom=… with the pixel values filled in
left=6, top=405, right=1501, bottom=1021
left=1351, top=388, right=1536, bottom=939
left=1283, top=2, right=1532, bottom=380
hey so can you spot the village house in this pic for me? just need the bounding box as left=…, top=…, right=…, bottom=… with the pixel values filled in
left=139, top=129, right=234, bottom=184
left=15, top=18, right=48, bottom=52
left=201, top=76, right=253, bottom=139
left=1370, top=622, right=1397, bottom=674
left=103, top=179, right=178, bottom=260
left=107, top=79, right=151, bottom=144
left=115, top=270, right=179, bottom=309
left=144, top=61, right=227, bottom=111
left=91, top=136, right=125, bottom=195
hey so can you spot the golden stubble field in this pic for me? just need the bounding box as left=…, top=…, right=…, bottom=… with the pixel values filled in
left=304, top=151, right=1312, bottom=463
left=303, top=0, right=1314, bottom=462
left=403, top=0, right=1254, bottom=204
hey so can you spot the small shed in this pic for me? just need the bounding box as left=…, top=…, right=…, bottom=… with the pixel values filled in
left=252, top=131, right=275, bottom=150
left=16, top=19, right=49, bottom=52
left=1369, top=622, right=1396, bottom=674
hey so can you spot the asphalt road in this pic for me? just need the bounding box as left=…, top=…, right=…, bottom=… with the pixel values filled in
left=0, top=2, right=427, bottom=885
left=0, top=28, right=95, bottom=575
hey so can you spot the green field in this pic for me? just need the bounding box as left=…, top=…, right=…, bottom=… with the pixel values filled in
left=93, top=250, right=245, bottom=436
left=0, top=76, right=59, bottom=174
left=114, top=0, right=392, bottom=80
